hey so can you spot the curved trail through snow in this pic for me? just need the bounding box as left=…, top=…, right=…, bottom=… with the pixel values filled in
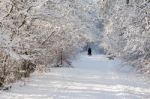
left=1, top=54, right=150, bottom=99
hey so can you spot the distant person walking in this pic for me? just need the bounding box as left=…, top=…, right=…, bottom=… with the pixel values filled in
left=88, top=48, right=92, bottom=56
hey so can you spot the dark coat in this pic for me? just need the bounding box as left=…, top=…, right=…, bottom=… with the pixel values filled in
left=88, top=48, right=92, bottom=55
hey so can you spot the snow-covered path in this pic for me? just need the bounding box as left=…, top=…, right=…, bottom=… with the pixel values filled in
left=1, top=54, right=150, bottom=99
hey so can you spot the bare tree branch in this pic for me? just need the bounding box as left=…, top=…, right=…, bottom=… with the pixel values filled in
left=41, top=31, right=56, bottom=45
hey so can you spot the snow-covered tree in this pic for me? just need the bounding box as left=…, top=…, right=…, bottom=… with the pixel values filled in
left=0, top=0, right=91, bottom=86
left=99, top=0, right=150, bottom=73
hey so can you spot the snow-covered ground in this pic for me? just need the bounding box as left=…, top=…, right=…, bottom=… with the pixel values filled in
left=1, top=54, right=150, bottom=99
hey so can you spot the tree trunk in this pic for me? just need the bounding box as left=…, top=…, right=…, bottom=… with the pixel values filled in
left=60, top=48, right=63, bottom=65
